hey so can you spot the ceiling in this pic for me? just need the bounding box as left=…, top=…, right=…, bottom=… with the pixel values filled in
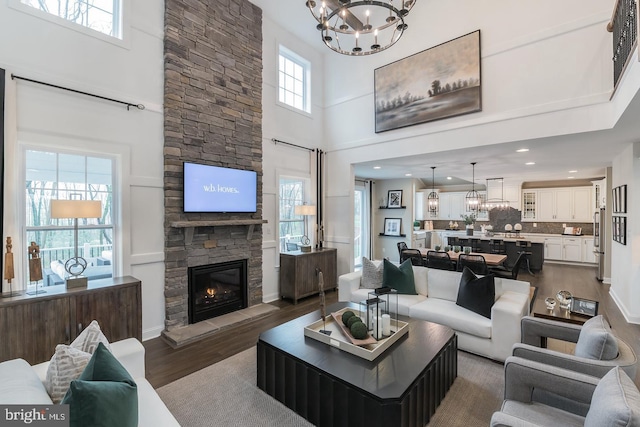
left=250, top=1, right=639, bottom=187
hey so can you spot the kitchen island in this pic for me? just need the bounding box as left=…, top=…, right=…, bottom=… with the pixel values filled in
left=443, top=235, right=544, bottom=272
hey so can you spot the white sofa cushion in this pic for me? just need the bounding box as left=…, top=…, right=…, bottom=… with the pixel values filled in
left=0, top=358, right=53, bottom=404
left=412, top=265, right=428, bottom=296
left=410, top=298, right=492, bottom=339
left=427, top=269, right=461, bottom=301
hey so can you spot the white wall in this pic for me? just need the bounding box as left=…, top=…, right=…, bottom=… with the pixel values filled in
left=259, top=14, right=325, bottom=302
left=373, top=179, right=417, bottom=262
left=0, top=1, right=166, bottom=339
left=322, top=0, right=633, bottom=274
left=610, top=143, right=640, bottom=323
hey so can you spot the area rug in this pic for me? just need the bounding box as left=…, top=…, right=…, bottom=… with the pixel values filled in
left=157, top=347, right=504, bottom=427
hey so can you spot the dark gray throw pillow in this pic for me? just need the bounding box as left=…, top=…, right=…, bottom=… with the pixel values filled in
left=455, top=267, right=495, bottom=319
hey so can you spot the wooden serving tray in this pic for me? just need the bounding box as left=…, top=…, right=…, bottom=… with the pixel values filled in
left=330, top=311, right=377, bottom=345
left=304, top=307, right=409, bottom=361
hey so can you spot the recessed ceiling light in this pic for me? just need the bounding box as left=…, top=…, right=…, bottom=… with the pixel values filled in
left=373, top=166, right=381, bottom=170
left=568, top=170, right=577, bottom=173
left=568, top=176, right=575, bottom=179
left=405, top=173, right=412, bottom=177
left=516, top=148, right=529, bottom=153
left=525, top=162, right=535, bottom=165
left=447, top=176, right=452, bottom=180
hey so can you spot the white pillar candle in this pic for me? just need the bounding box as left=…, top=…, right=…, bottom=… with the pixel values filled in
left=375, top=316, right=383, bottom=339
left=382, top=314, right=391, bottom=336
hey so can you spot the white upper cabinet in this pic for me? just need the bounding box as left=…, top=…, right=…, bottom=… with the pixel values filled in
left=522, top=186, right=592, bottom=222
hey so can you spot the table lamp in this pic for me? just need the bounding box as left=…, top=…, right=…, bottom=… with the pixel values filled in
left=50, top=200, right=102, bottom=288
left=294, top=204, right=316, bottom=253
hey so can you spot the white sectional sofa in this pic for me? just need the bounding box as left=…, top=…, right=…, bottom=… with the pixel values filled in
left=0, top=338, right=179, bottom=427
left=339, top=265, right=531, bottom=362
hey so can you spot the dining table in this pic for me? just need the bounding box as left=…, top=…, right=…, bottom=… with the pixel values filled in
left=418, top=248, right=507, bottom=266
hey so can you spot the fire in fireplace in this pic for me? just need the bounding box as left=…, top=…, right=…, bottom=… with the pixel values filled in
left=188, top=259, right=248, bottom=324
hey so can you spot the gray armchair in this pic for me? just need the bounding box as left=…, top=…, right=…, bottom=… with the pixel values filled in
left=491, top=357, right=640, bottom=427
left=513, top=315, right=637, bottom=379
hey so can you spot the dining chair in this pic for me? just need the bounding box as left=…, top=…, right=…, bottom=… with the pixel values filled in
left=397, top=241, right=409, bottom=258
left=516, top=240, right=535, bottom=275
left=426, top=250, right=455, bottom=271
left=400, top=249, right=426, bottom=266
left=457, top=253, right=488, bottom=275
left=489, top=251, right=526, bottom=280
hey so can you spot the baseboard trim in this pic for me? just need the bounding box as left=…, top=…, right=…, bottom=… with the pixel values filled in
left=609, top=288, right=640, bottom=324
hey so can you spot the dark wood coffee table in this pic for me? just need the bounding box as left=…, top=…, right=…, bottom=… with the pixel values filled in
left=532, top=297, right=594, bottom=325
left=257, top=302, right=457, bottom=427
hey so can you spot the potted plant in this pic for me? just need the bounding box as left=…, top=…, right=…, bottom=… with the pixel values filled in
left=461, top=214, right=476, bottom=236
left=413, top=220, right=421, bottom=231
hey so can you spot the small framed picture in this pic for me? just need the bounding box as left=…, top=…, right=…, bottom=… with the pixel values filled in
left=384, top=218, right=402, bottom=236
left=620, top=184, right=627, bottom=213
left=387, top=190, right=403, bottom=208
left=570, top=297, right=599, bottom=317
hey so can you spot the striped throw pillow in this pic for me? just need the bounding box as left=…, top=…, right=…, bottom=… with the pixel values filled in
left=45, top=345, right=92, bottom=403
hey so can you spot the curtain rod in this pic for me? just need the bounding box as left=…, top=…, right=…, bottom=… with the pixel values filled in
left=11, top=74, right=145, bottom=111
left=271, top=138, right=315, bottom=152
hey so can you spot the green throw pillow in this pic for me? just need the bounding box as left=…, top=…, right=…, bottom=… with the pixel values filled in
left=383, top=259, right=417, bottom=295
left=62, top=342, right=138, bottom=427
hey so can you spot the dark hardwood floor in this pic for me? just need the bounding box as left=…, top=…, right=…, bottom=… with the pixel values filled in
left=143, top=263, right=640, bottom=388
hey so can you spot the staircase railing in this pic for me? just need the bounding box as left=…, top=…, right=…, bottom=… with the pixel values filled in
left=608, top=0, right=638, bottom=90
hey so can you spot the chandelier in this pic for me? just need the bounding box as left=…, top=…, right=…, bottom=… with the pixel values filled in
left=427, top=166, right=438, bottom=216
left=482, top=178, right=510, bottom=210
left=305, top=0, right=418, bottom=56
left=465, top=162, right=481, bottom=213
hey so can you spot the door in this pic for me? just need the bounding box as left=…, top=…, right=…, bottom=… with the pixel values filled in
left=544, top=238, right=562, bottom=260
left=572, top=188, right=592, bottom=221
left=563, top=238, right=582, bottom=262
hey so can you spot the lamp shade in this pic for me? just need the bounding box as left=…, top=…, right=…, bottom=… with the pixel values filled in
left=50, top=200, right=102, bottom=219
left=294, top=205, right=317, bottom=216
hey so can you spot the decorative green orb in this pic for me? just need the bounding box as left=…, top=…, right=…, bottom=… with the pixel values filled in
left=350, top=321, right=368, bottom=339
left=347, top=315, right=362, bottom=329
left=342, top=310, right=355, bottom=326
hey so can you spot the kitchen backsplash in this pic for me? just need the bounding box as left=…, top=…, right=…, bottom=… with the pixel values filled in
left=431, top=207, right=593, bottom=235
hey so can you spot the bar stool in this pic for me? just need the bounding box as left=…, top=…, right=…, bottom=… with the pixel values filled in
left=470, top=238, right=483, bottom=253
left=489, top=239, right=505, bottom=254
left=516, top=240, right=535, bottom=275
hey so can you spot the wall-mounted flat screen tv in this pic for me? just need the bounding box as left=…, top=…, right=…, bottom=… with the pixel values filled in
left=183, top=162, right=257, bottom=213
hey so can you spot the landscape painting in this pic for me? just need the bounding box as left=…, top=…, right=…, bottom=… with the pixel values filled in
left=374, top=30, right=481, bottom=133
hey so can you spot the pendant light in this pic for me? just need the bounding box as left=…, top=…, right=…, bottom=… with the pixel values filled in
left=427, top=166, right=439, bottom=216
left=465, top=162, right=480, bottom=212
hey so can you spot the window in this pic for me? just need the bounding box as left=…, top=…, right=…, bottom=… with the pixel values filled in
left=354, top=182, right=371, bottom=268
left=17, top=0, right=122, bottom=39
left=278, top=46, right=310, bottom=113
left=25, top=149, right=115, bottom=288
left=279, top=177, right=308, bottom=252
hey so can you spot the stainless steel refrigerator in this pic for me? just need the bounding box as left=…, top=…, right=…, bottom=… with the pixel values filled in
left=594, top=208, right=605, bottom=281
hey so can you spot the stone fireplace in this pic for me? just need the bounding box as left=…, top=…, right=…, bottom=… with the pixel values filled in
left=163, top=0, right=264, bottom=333
left=188, top=259, right=248, bottom=324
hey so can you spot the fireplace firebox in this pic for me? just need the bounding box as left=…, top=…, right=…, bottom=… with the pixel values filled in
left=188, top=259, right=248, bottom=324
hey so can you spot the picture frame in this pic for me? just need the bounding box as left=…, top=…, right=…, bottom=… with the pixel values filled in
left=387, top=190, right=403, bottom=208
left=620, top=184, right=627, bottom=213
left=570, top=297, right=599, bottom=317
left=384, top=218, right=402, bottom=236
left=612, top=187, right=619, bottom=213
left=374, top=30, right=481, bottom=133
left=612, top=215, right=627, bottom=245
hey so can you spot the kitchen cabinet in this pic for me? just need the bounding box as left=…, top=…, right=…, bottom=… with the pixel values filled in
left=583, top=237, right=596, bottom=263
left=0, top=277, right=142, bottom=365
left=522, top=187, right=592, bottom=222
left=412, top=231, right=427, bottom=248
left=438, top=192, right=465, bottom=220
left=415, top=190, right=438, bottom=220
left=544, top=237, right=563, bottom=260
left=562, top=237, right=582, bottom=262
